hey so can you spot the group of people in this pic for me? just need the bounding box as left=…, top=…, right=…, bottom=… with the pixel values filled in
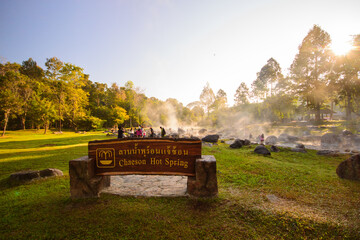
left=117, top=126, right=166, bottom=139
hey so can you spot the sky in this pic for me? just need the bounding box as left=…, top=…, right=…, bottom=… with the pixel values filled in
left=1, top=0, right=359, bottom=107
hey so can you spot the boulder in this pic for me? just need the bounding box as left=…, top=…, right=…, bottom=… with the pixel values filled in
left=265, top=135, right=277, bottom=145
left=336, top=154, right=360, bottom=181
left=353, top=136, right=360, bottom=145
left=9, top=170, right=40, bottom=182
left=230, top=139, right=243, bottom=149
left=178, top=128, right=185, bottom=135
left=342, top=130, right=353, bottom=137
left=254, top=145, right=271, bottom=156
left=39, top=168, right=63, bottom=177
left=202, top=142, right=213, bottom=147
left=302, top=130, right=311, bottom=136
left=243, top=139, right=251, bottom=146
left=278, top=133, right=299, bottom=142
left=198, top=129, right=207, bottom=134
left=9, top=168, right=63, bottom=183
left=202, top=134, right=220, bottom=143
left=321, top=133, right=341, bottom=148
left=291, top=148, right=307, bottom=153
left=317, top=150, right=338, bottom=156
left=295, top=143, right=305, bottom=149
left=270, top=145, right=280, bottom=152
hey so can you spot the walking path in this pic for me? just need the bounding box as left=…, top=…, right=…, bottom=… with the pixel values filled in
left=101, top=175, right=188, bottom=197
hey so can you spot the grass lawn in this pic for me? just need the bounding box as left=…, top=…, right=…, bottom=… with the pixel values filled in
left=0, top=130, right=359, bottom=239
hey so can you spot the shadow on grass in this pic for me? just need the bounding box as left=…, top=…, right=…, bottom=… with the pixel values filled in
left=0, top=134, right=110, bottom=150
left=0, top=145, right=88, bottom=181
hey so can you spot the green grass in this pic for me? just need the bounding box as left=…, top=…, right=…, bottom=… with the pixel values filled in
left=0, top=130, right=359, bottom=239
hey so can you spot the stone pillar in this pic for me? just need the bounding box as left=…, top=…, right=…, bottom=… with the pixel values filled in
left=69, top=156, right=110, bottom=199
left=187, top=155, right=218, bottom=198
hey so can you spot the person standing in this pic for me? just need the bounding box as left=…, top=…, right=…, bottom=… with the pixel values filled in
left=150, top=127, right=154, bottom=138
left=118, top=126, right=124, bottom=139
left=160, top=126, right=166, bottom=138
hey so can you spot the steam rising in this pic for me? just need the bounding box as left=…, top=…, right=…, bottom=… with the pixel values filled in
left=144, top=101, right=360, bottom=153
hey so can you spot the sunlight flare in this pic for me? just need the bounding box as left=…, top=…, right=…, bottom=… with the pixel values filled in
left=331, top=38, right=353, bottom=56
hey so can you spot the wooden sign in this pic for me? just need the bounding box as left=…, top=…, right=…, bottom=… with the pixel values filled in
left=88, top=138, right=202, bottom=176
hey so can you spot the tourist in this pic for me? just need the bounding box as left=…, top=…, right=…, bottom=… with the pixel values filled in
left=118, top=126, right=124, bottom=139
left=150, top=127, right=154, bottom=137
left=260, top=133, right=264, bottom=145
left=136, top=127, right=142, bottom=138
left=160, top=126, right=166, bottom=138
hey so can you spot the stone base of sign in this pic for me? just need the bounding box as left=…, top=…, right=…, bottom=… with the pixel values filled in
left=69, top=155, right=217, bottom=199
left=187, top=155, right=218, bottom=198
left=69, top=156, right=110, bottom=199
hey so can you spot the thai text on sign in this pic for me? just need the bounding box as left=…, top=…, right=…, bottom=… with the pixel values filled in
left=88, top=138, right=202, bottom=176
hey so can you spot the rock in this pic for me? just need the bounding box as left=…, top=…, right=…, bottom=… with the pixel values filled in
left=353, top=136, right=360, bottom=145
left=317, top=150, right=338, bottom=156
left=9, top=168, right=64, bottom=183
left=303, top=131, right=311, bottom=136
left=266, top=194, right=279, bottom=203
left=178, top=128, right=185, bottom=135
left=342, top=130, right=353, bottom=136
left=202, top=142, right=213, bottom=147
left=321, top=133, right=341, bottom=148
left=254, top=145, right=271, bottom=156
left=198, top=129, right=207, bottom=134
left=202, top=134, right=220, bottom=143
left=295, top=143, right=305, bottom=149
left=270, top=145, right=280, bottom=152
left=291, top=148, right=307, bottom=153
left=39, top=168, right=63, bottom=177
left=265, top=135, right=278, bottom=145
left=278, top=133, right=299, bottom=142
left=9, top=170, right=40, bottom=182
left=336, top=154, right=360, bottom=181
left=230, top=139, right=242, bottom=149
left=243, top=139, right=251, bottom=146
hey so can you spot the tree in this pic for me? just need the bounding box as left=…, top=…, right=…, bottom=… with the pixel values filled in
left=0, top=63, right=24, bottom=136
left=60, top=63, right=89, bottom=131
left=234, top=82, right=250, bottom=105
left=259, top=58, right=284, bottom=96
left=212, top=89, right=227, bottom=110
left=332, top=35, right=360, bottom=120
left=290, top=25, right=334, bottom=121
left=18, top=58, right=44, bottom=130
left=45, top=57, right=65, bottom=132
left=252, top=58, right=283, bottom=100
left=200, top=82, right=215, bottom=114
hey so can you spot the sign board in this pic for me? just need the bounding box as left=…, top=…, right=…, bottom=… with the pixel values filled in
left=88, top=138, right=202, bottom=176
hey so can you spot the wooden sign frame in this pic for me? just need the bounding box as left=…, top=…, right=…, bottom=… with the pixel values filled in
left=88, top=138, right=202, bottom=176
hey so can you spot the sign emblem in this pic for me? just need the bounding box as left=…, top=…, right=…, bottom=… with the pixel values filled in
left=96, top=148, right=115, bottom=168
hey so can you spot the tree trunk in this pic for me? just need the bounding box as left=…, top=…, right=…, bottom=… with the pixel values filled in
left=21, top=113, right=26, bottom=130
left=2, top=109, right=10, bottom=137
left=315, top=103, right=321, bottom=121
left=59, top=104, right=62, bottom=132
left=330, top=101, right=334, bottom=120
left=44, top=121, right=48, bottom=134
left=346, top=94, right=352, bottom=121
